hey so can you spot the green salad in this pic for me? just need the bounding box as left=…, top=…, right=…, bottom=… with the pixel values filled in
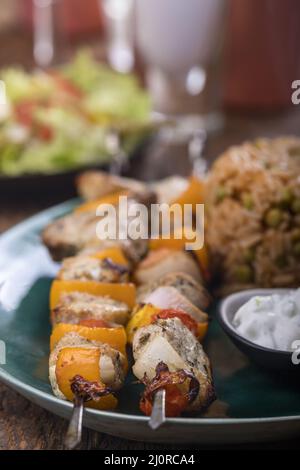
left=0, top=51, right=151, bottom=176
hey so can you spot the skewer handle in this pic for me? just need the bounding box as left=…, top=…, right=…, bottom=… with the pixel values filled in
left=64, top=398, right=84, bottom=450
left=148, top=388, right=166, bottom=430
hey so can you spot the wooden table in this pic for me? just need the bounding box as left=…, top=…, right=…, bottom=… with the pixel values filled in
left=1, top=101, right=300, bottom=449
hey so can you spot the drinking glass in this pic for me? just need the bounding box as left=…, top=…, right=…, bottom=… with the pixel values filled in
left=33, top=0, right=68, bottom=68
left=101, top=0, right=135, bottom=73
left=135, top=0, right=226, bottom=133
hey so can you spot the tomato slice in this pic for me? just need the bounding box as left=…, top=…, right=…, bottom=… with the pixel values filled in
left=164, top=384, right=190, bottom=416
left=151, top=309, right=198, bottom=337
left=139, top=362, right=200, bottom=417
left=48, top=71, right=83, bottom=98
left=140, top=383, right=189, bottom=417
left=38, top=124, right=53, bottom=141
left=14, top=100, right=53, bottom=141
left=15, top=100, right=36, bottom=127
left=78, top=319, right=111, bottom=328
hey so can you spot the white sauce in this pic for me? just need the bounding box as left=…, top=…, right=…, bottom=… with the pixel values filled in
left=233, top=289, right=300, bottom=351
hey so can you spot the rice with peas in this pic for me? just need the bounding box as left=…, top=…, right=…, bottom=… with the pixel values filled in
left=205, top=137, right=300, bottom=294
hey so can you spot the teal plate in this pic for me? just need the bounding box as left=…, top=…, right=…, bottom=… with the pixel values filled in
left=0, top=200, right=300, bottom=445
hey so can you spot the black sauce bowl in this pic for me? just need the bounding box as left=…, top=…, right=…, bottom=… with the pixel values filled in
left=218, top=289, right=300, bottom=373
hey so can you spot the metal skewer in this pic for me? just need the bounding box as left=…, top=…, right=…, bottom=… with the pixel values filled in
left=188, top=128, right=207, bottom=177
left=64, top=397, right=84, bottom=450
left=106, top=129, right=129, bottom=176
left=148, top=388, right=166, bottom=430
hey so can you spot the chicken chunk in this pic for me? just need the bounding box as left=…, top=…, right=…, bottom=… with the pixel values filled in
left=136, top=272, right=211, bottom=310
left=134, top=249, right=203, bottom=285
left=57, top=255, right=129, bottom=283
left=42, top=208, right=149, bottom=263
left=143, top=286, right=208, bottom=323
left=51, top=292, right=130, bottom=326
left=132, top=317, right=215, bottom=412
left=49, top=332, right=126, bottom=401
left=76, top=170, right=148, bottom=201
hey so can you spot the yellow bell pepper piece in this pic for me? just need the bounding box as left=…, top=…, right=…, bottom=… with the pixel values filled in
left=55, top=347, right=118, bottom=410
left=91, top=246, right=128, bottom=267
left=171, top=176, right=204, bottom=211
left=193, top=244, right=210, bottom=281
left=50, top=280, right=136, bottom=310
left=149, top=227, right=198, bottom=251
left=126, top=304, right=161, bottom=344
left=50, top=323, right=127, bottom=355
left=149, top=227, right=210, bottom=280
left=75, top=190, right=129, bottom=214
left=197, top=321, right=209, bottom=342
left=127, top=304, right=209, bottom=344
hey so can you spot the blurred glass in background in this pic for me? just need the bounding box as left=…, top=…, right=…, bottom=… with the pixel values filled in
left=134, top=0, right=226, bottom=133
left=24, top=0, right=104, bottom=67
left=101, top=0, right=134, bottom=74
left=101, top=0, right=226, bottom=132
left=1, top=0, right=298, bottom=113
left=32, top=0, right=61, bottom=68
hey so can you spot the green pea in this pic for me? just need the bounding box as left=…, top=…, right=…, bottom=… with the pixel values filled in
left=293, top=242, right=300, bottom=257
left=234, top=265, right=254, bottom=283
left=265, top=208, right=284, bottom=228
left=253, top=139, right=264, bottom=149
left=279, top=188, right=293, bottom=208
left=291, top=199, right=300, bottom=214
left=241, top=193, right=254, bottom=210
left=216, top=185, right=230, bottom=203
